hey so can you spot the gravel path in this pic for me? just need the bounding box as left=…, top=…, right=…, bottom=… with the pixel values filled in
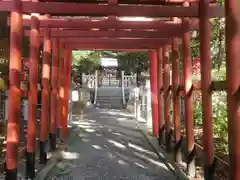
left=45, top=107, right=177, bottom=180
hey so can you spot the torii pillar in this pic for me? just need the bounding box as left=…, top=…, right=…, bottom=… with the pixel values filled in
left=182, top=2, right=195, bottom=177
left=225, top=0, right=240, bottom=178
left=57, top=43, right=65, bottom=139
left=49, top=39, right=59, bottom=150
left=5, top=0, right=22, bottom=179
left=39, top=27, right=51, bottom=164
left=149, top=50, right=159, bottom=137
left=26, top=14, right=40, bottom=178
left=157, top=48, right=164, bottom=144
left=62, top=50, right=72, bottom=140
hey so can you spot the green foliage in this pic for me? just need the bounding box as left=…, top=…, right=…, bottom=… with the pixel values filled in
left=194, top=91, right=228, bottom=154
left=72, top=51, right=101, bottom=74
left=193, top=96, right=202, bottom=127
left=193, top=70, right=228, bottom=154
left=185, top=18, right=226, bottom=71
left=71, top=50, right=149, bottom=77
left=217, top=0, right=224, bottom=6
left=101, top=51, right=118, bottom=58
left=212, top=92, right=228, bottom=153
left=0, top=12, right=30, bottom=80
left=116, top=52, right=149, bottom=74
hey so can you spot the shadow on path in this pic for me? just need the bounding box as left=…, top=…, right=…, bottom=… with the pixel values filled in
left=45, top=107, right=177, bottom=180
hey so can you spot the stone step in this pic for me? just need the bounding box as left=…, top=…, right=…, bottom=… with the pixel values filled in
left=95, top=87, right=126, bottom=109
left=97, top=96, right=122, bottom=100
left=96, top=100, right=122, bottom=103
left=96, top=103, right=123, bottom=109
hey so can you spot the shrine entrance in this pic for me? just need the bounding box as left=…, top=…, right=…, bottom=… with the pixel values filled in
left=99, top=57, right=120, bottom=87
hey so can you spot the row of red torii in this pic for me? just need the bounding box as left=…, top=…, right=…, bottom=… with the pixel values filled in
left=0, top=0, right=240, bottom=180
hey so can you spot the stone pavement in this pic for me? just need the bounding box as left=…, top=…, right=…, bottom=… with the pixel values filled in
left=45, top=107, right=177, bottom=180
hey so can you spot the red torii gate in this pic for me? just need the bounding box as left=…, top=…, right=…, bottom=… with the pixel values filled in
left=0, top=0, right=239, bottom=180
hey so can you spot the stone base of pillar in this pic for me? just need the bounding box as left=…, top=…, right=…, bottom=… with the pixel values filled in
left=26, top=151, right=35, bottom=179
left=49, top=133, right=57, bottom=151
left=56, top=128, right=61, bottom=139
left=158, top=125, right=165, bottom=146
left=39, top=141, right=47, bottom=164
left=187, top=146, right=196, bottom=178
left=5, top=168, right=17, bottom=180
left=174, top=137, right=182, bottom=164
left=165, top=130, right=172, bottom=153
left=204, top=158, right=216, bottom=180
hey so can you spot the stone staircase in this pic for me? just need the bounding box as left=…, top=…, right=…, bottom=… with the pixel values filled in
left=96, top=87, right=124, bottom=109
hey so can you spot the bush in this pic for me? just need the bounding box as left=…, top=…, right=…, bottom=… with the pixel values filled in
left=193, top=68, right=228, bottom=154
left=193, top=91, right=228, bottom=154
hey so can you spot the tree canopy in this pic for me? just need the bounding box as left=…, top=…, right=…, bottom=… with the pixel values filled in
left=72, top=51, right=101, bottom=74
left=71, top=50, right=149, bottom=75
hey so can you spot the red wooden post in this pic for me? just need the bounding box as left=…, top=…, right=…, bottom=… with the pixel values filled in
left=26, top=14, right=40, bottom=179
left=57, top=43, right=64, bottom=139
left=39, top=27, right=51, bottom=164
left=62, top=50, right=72, bottom=140
left=182, top=2, right=195, bottom=177
left=225, top=0, right=240, bottom=178
left=157, top=48, right=164, bottom=145
left=49, top=39, right=58, bottom=150
left=163, top=46, right=171, bottom=152
left=171, top=37, right=182, bottom=164
left=149, top=50, right=159, bottom=137
left=5, top=0, right=22, bottom=179
left=199, top=0, right=215, bottom=178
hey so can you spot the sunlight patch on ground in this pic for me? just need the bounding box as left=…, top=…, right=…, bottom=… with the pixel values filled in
left=105, top=111, right=118, bottom=116
left=85, top=128, right=96, bottom=133
left=98, top=109, right=134, bottom=118
left=78, top=121, right=96, bottom=126
left=92, top=145, right=102, bottom=150
left=112, top=132, right=123, bottom=137
left=81, top=138, right=90, bottom=143
left=117, top=112, right=134, bottom=118
left=133, top=151, right=169, bottom=170
left=107, top=139, right=126, bottom=149
left=166, top=162, right=175, bottom=171
left=61, top=151, right=80, bottom=160
left=72, top=121, right=82, bottom=125
left=78, top=125, right=94, bottom=129
left=135, top=162, right=147, bottom=169
left=104, top=109, right=134, bottom=117
left=88, top=119, right=96, bottom=123
left=117, top=117, right=128, bottom=121
left=117, top=159, right=128, bottom=166
left=158, top=151, right=164, bottom=157
left=128, top=142, right=155, bottom=156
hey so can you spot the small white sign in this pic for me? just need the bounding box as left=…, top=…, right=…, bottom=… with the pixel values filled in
left=71, top=90, right=79, bottom=102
